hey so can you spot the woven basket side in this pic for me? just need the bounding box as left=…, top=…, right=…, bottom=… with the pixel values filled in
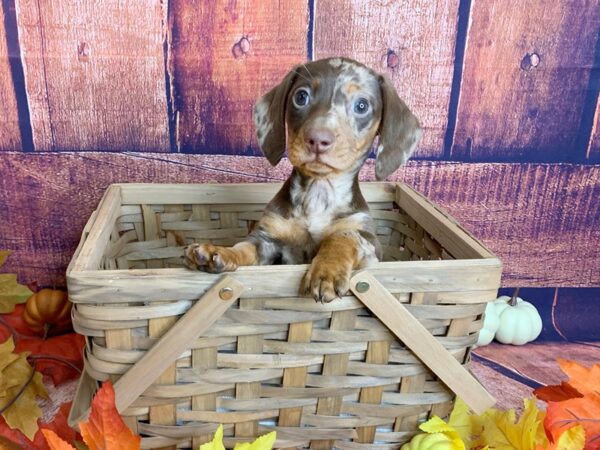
left=101, top=201, right=455, bottom=271
left=72, top=196, right=493, bottom=449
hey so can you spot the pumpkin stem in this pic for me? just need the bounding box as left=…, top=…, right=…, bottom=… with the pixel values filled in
left=42, top=323, right=51, bottom=340
left=509, top=287, right=521, bottom=306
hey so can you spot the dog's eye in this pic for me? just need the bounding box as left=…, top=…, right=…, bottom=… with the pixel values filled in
left=292, top=88, right=311, bottom=108
left=353, top=98, right=370, bottom=115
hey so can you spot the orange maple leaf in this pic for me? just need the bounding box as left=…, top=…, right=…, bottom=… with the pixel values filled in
left=79, top=381, right=140, bottom=450
left=41, top=429, right=75, bottom=450
left=557, top=359, right=600, bottom=396
left=545, top=392, right=600, bottom=449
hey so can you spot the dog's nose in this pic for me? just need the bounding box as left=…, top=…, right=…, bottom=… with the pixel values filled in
left=305, top=128, right=335, bottom=154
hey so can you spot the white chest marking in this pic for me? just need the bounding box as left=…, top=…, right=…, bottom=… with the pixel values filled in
left=291, top=175, right=354, bottom=243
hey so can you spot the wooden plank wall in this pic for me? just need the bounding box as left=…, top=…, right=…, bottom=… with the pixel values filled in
left=0, top=0, right=22, bottom=151
left=0, top=0, right=598, bottom=289
left=16, top=0, right=170, bottom=151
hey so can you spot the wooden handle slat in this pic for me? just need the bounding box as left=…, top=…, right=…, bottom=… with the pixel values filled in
left=350, top=271, right=495, bottom=414
left=114, top=275, right=244, bottom=413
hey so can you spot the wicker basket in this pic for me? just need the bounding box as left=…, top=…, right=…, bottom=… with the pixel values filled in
left=67, top=182, right=501, bottom=449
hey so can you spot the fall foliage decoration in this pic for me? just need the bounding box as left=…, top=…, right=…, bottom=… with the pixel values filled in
left=535, top=359, right=600, bottom=449
left=400, top=357, right=600, bottom=450
left=0, top=303, right=85, bottom=385
left=22, top=288, right=73, bottom=337
left=0, top=337, right=48, bottom=440
left=0, top=251, right=33, bottom=314
left=200, top=424, right=276, bottom=450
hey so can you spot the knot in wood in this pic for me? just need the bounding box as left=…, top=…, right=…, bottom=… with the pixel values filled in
left=232, top=36, right=250, bottom=58
left=77, top=42, right=90, bottom=62
left=386, top=50, right=399, bottom=69
left=520, top=52, right=540, bottom=70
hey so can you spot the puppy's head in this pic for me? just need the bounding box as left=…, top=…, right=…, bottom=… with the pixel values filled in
left=253, top=57, right=421, bottom=180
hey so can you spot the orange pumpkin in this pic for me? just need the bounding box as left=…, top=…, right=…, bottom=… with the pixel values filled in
left=22, top=288, right=73, bottom=336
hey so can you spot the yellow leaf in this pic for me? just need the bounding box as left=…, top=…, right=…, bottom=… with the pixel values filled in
left=233, top=431, right=276, bottom=450
left=553, top=424, right=585, bottom=450
left=476, top=398, right=544, bottom=450
left=448, top=398, right=483, bottom=448
left=200, top=424, right=226, bottom=450
left=0, top=250, right=11, bottom=267
left=0, top=337, right=48, bottom=440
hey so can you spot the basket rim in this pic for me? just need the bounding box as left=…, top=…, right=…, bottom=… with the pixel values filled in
left=67, top=181, right=499, bottom=277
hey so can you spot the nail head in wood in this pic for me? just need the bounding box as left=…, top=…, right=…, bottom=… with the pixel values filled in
left=219, top=287, right=234, bottom=300
left=355, top=281, right=370, bottom=293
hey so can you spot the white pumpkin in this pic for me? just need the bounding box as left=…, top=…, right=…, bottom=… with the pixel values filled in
left=494, top=295, right=542, bottom=345
left=476, top=302, right=500, bottom=346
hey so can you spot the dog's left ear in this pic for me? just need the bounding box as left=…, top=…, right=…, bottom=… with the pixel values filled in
left=375, top=75, right=422, bottom=180
left=253, top=68, right=298, bottom=166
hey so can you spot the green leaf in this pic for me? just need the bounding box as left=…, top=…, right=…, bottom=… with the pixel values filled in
left=0, top=267, right=33, bottom=313
left=0, top=337, right=48, bottom=440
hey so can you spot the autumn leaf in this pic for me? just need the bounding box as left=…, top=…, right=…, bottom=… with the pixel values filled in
left=545, top=393, right=600, bottom=448
left=41, top=429, right=76, bottom=450
left=233, top=430, right=276, bottom=450
left=448, top=397, right=484, bottom=448
left=466, top=398, right=546, bottom=450
left=0, top=251, right=11, bottom=267
left=534, top=382, right=584, bottom=403
left=547, top=425, right=586, bottom=450
left=0, top=251, right=33, bottom=314
left=200, top=424, right=225, bottom=450
left=556, top=359, right=600, bottom=396
left=0, top=337, right=47, bottom=441
left=79, top=381, right=140, bottom=450
left=199, top=424, right=277, bottom=450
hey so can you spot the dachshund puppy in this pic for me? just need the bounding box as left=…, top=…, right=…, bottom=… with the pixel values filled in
left=184, top=57, right=421, bottom=302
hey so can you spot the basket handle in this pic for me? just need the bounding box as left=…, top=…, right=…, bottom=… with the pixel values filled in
left=349, top=271, right=496, bottom=415
left=113, top=275, right=244, bottom=413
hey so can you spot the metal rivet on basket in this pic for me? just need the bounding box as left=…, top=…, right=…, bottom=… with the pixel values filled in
left=355, top=281, right=370, bottom=293
left=219, top=287, right=234, bottom=300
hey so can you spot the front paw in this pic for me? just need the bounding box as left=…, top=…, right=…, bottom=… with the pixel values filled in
left=183, top=243, right=238, bottom=273
left=302, top=257, right=351, bottom=303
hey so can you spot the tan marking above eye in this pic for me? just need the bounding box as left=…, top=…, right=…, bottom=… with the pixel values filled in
left=344, top=82, right=361, bottom=95
left=311, top=78, right=321, bottom=90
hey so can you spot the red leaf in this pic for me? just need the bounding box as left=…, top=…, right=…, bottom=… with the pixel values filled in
left=0, top=305, right=84, bottom=385
left=534, top=382, right=584, bottom=402
left=79, top=381, right=140, bottom=450
left=14, top=334, right=84, bottom=385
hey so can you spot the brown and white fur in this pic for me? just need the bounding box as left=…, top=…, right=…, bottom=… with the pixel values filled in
left=184, top=57, right=422, bottom=303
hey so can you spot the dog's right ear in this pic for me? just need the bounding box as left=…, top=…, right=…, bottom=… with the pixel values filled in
left=253, top=68, right=298, bottom=166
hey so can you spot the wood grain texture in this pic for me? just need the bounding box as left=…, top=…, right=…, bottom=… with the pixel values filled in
left=314, top=0, right=460, bottom=158
left=452, top=0, right=600, bottom=160
left=15, top=0, right=169, bottom=151
left=586, top=95, right=600, bottom=162
left=168, top=0, right=308, bottom=153
left=0, top=153, right=597, bottom=288
left=0, top=0, right=21, bottom=151
left=473, top=342, right=600, bottom=387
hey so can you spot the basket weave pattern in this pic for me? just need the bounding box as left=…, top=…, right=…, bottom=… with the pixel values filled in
left=69, top=183, right=500, bottom=449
